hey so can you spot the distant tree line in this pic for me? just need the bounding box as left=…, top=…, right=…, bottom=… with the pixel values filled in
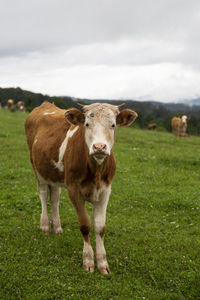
left=0, top=87, right=80, bottom=112
left=1, top=87, right=200, bottom=136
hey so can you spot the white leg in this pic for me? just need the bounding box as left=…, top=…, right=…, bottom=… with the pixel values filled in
left=50, top=186, right=63, bottom=234
left=94, top=185, right=111, bottom=274
left=83, top=239, right=94, bottom=272
left=38, top=182, right=49, bottom=234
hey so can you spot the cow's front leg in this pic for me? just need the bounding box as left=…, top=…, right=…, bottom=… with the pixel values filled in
left=68, top=188, right=94, bottom=272
left=94, top=185, right=111, bottom=274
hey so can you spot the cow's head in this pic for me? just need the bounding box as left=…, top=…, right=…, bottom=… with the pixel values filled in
left=65, top=103, right=137, bottom=164
left=181, top=115, right=188, bottom=124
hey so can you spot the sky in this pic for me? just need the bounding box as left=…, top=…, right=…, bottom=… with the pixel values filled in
left=0, top=0, right=200, bottom=102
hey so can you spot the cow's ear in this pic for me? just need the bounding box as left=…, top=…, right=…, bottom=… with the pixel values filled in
left=116, top=109, right=138, bottom=127
left=65, top=109, right=85, bottom=125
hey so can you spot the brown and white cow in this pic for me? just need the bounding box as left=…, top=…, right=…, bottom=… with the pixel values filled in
left=17, top=101, right=25, bottom=112
left=25, top=101, right=137, bottom=274
left=6, top=99, right=14, bottom=109
left=171, top=115, right=190, bottom=137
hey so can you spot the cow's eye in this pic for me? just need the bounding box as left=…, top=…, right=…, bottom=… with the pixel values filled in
left=85, top=123, right=89, bottom=127
left=111, top=123, right=116, bottom=128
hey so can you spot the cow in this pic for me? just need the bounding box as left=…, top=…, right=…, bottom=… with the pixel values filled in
left=148, top=123, right=157, bottom=130
left=6, top=99, right=14, bottom=109
left=171, top=115, right=190, bottom=137
left=17, top=101, right=25, bottom=112
left=25, top=101, right=137, bottom=274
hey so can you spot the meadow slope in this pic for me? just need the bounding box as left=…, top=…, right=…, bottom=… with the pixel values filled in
left=0, top=109, right=200, bottom=299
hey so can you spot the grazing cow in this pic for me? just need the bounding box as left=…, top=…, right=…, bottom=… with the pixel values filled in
left=171, top=115, right=190, bottom=137
left=17, top=101, right=25, bottom=112
left=148, top=123, right=157, bottom=130
left=6, top=99, right=14, bottom=109
left=25, top=101, right=137, bottom=274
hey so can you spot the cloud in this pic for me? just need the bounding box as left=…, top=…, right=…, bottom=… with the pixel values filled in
left=0, top=0, right=200, bottom=101
left=1, top=51, right=200, bottom=101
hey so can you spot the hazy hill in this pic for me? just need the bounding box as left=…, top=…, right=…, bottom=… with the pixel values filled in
left=82, top=98, right=200, bottom=118
left=1, top=86, right=200, bottom=116
left=180, top=97, right=200, bottom=106
left=1, top=87, right=200, bottom=135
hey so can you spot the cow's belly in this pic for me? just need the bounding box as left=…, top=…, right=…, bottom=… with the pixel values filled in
left=32, top=135, right=65, bottom=186
left=35, top=169, right=66, bottom=187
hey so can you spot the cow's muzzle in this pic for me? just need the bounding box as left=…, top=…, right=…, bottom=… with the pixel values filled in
left=92, top=143, right=109, bottom=158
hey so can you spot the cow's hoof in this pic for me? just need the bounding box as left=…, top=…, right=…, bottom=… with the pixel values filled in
left=40, top=226, right=50, bottom=235
left=53, top=227, right=63, bottom=234
left=83, top=262, right=95, bottom=272
left=98, top=264, right=110, bottom=274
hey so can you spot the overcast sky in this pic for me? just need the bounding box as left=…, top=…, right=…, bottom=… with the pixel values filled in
left=0, top=0, right=200, bottom=102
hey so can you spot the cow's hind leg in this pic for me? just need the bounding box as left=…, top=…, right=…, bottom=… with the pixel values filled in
left=38, top=182, right=49, bottom=234
left=50, top=186, right=63, bottom=234
left=94, top=186, right=111, bottom=274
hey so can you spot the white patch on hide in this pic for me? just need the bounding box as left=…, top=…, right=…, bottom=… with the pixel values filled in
left=43, top=111, right=56, bottom=115
left=52, top=126, right=79, bottom=172
left=91, top=183, right=111, bottom=203
left=93, top=157, right=106, bottom=165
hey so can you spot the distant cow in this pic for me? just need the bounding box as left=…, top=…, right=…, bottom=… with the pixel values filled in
left=17, top=101, right=25, bottom=112
left=6, top=99, right=14, bottom=109
left=25, top=101, right=137, bottom=274
left=171, top=115, right=190, bottom=136
left=148, top=123, right=157, bottom=130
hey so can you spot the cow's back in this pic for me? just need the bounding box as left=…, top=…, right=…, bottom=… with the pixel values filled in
left=171, top=117, right=180, bottom=129
left=25, top=102, right=70, bottom=182
left=25, top=102, right=68, bottom=149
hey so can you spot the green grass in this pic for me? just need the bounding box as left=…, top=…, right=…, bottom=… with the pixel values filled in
left=0, top=109, right=200, bottom=299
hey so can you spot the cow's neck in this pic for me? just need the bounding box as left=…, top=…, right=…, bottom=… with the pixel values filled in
left=89, top=155, right=107, bottom=172
left=88, top=155, right=108, bottom=189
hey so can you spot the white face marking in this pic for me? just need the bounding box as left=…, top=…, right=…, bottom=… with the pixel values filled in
left=43, top=111, right=56, bottom=115
left=52, top=126, right=79, bottom=172
left=182, top=115, right=187, bottom=124
left=83, top=105, right=118, bottom=164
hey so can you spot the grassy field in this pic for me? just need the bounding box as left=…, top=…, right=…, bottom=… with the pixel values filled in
left=0, top=109, right=200, bottom=299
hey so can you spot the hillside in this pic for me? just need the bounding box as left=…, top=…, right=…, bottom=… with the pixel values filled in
left=1, top=87, right=200, bottom=135
left=0, top=109, right=200, bottom=299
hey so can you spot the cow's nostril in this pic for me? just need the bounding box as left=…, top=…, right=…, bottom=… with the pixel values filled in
left=93, top=143, right=107, bottom=152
